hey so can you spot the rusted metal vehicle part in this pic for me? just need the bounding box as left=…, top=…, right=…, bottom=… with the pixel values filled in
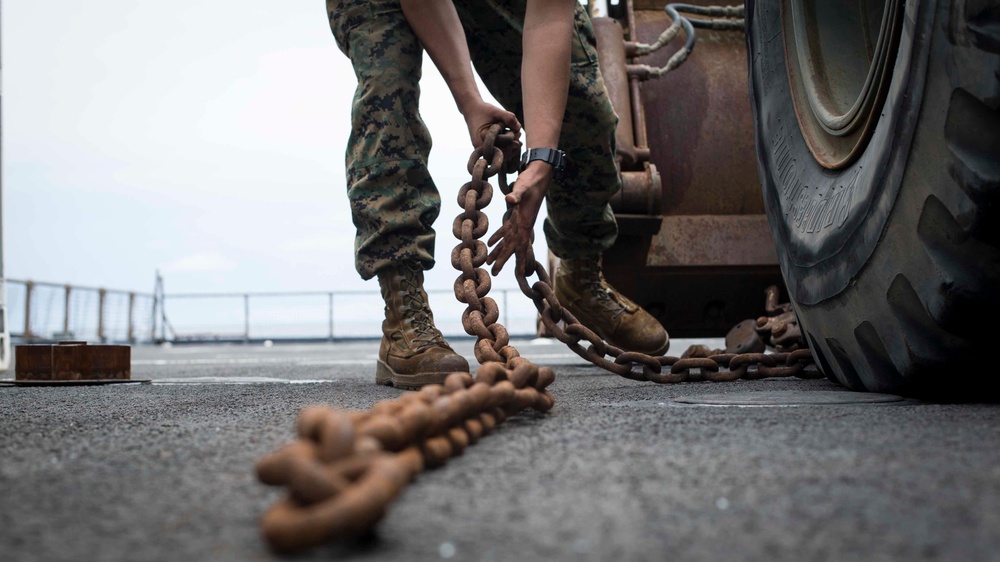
left=588, top=0, right=785, bottom=337
left=756, top=285, right=804, bottom=352
left=689, top=284, right=807, bottom=357
left=14, top=341, right=131, bottom=382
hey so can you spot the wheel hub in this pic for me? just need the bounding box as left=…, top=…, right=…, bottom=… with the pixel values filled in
left=782, top=0, right=905, bottom=169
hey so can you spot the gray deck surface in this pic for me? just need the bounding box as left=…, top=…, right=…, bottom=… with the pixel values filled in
left=2, top=338, right=999, bottom=562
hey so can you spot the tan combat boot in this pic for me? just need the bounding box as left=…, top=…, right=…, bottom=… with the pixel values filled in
left=554, top=256, right=670, bottom=356
left=375, top=262, right=470, bottom=389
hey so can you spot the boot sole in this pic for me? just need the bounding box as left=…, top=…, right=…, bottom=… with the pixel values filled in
left=636, top=335, right=670, bottom=357
left=561, top=302, right=670, bottom=357
left=603, top=332, right=669, bottom=357
left=375, top=359, right=452, bottom=390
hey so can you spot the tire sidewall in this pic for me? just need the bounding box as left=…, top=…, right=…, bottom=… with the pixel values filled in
left=746, top=0, right=936, bottom=306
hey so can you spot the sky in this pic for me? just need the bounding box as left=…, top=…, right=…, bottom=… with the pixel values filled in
left=2, top=1, right=549, bottom=297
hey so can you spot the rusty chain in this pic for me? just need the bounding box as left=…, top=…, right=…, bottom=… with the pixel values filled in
left=452, top=124, right=523, bottom=365
left=255, top=124, right=822, bottom=554
left=257, top=367, right=554, bottom=553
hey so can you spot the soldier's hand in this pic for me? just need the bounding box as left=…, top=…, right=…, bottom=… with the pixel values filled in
left=464, top=101, right=521, bottom=148
left=486, top=163, right=550, bottom=276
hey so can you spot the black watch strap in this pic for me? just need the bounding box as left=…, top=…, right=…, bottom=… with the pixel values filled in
left=520, top=148, right=567, bottom=179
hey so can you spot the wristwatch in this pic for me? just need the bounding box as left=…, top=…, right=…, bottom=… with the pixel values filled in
left=519, top=148, right=567, bottom=180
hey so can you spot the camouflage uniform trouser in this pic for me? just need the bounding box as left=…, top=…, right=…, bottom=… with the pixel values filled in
left=327, top=0, right=620, bottom=280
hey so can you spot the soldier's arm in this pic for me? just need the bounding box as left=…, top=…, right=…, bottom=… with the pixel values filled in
left=400, top=0, right=520, bottom=146
left=521, top=0, right=575, bottom=155
left=487, top=0, right=576, bottom=275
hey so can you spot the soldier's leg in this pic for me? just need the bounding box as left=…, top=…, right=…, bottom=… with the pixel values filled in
left=456, top=1, right=669, bottom=354
left=328, top=0, right=439, bottom=281
left=327, top=1, right=469, bottom=386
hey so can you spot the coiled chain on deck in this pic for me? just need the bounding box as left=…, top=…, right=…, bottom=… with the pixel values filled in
left=256, top=366, right=555, bottom=553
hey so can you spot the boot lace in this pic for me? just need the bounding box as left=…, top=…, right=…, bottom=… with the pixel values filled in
left=576, top=264, right=628, bottom=322
left=399, top=267, right=447, bottom=349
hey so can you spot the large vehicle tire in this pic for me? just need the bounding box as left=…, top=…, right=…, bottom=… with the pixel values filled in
left=745, top=0, right=1000, bottom=398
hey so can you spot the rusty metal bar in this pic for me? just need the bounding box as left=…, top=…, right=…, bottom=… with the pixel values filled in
left=613, top=167, right=662, bottom=215
left=594, top=17, right=641, bottom=167
left=629, top=75, right=649, bottom=152
left=624, top=1, right=651, bottom=155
